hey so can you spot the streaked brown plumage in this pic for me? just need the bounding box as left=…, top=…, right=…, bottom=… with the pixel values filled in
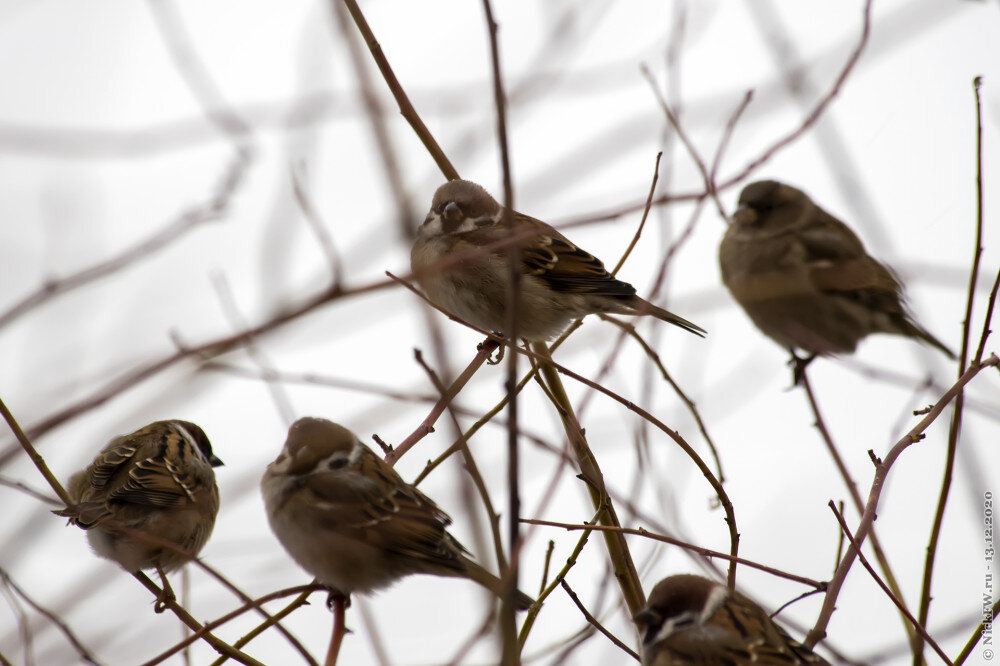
left=719, top=180, right=954, bottom=358
left=55, top=420, right=223, bottom=574
left=261, top=417, right=534, bottom=609
left=634, top=575, right=829, bottom=665
left=411, top=179, right=705, bottom=341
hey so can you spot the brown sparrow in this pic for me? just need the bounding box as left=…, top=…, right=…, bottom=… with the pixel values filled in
left=634, top=575, right=830, bottom=665
left=261, top=417, right=534, bottom=609
left=719, top=180, right=954, bottom=360
left=55, top=420, right=223, bottom=576
left=410, top=179, right=706, bottom=341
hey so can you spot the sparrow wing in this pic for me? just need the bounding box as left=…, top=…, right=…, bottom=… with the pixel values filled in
left=302, top=454, right=468, bottom=570
left=797, top=210, right=906, bottom=311
left=99, top=428, right=207, bottom=509
left=479, top=214, right=637, bottom=297
left=722, top=595, right=830, bottom=665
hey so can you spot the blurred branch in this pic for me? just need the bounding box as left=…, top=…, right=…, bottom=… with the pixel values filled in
left=0, top=566, right=102, bottom=666
left=0, top=149, right=247, bottom=332
left=641, top=65, right=727, bottom=220
left=291, top=164, right=345, bottom=288
left=477, top=2, right=523, bottom=659
left=717, top=0, right=874, bottom=190
left=212, top=273, right=296, bottom=426
left=329, top=0, right=414, bottom=241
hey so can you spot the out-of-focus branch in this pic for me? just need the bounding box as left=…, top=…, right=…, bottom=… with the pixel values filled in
left=0, top=150, right=248, bottom=332
left=0, top=566, right=101, bottom=666
left=329, top=0, right=414, bottom=241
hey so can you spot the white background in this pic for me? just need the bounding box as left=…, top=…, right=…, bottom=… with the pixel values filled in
left=0, top=1, right=998, bottom=664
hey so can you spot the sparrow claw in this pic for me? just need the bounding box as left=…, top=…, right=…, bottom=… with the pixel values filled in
left=481, top=336, right=505, bottom=365
left=787, top=351, right=816, bottom=387
left=152, top=571, right=176, bottom=613
left=325, top=590, right=351, bottom=611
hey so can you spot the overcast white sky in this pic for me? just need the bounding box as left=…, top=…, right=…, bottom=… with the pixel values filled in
left=0, top=1, right=998, bottom=665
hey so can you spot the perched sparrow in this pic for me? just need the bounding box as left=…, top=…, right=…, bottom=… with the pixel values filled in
left=261, top=417, right=534, bottom=609
left=411, top=179, right=705, bottom=341
left=719, top=180, right=954, bottom=360
left=634, top=575, right=829, bottom=665
left=55, top=420, right=223, bottom=576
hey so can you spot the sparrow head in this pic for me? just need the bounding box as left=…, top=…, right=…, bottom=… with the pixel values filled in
left=732, top=180, right=807, bottom=227
left=165, top=420, right=224, bottom=468
left=633, top=574, right=727, bottom=652
left=267, top=417, right=361, bottom=477
left=420, top=179, right=503, bottom=237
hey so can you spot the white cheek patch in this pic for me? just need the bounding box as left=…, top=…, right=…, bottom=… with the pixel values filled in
left=420, top=214, right=443, bottom=237
left=701, top=584, right=728, bottom=623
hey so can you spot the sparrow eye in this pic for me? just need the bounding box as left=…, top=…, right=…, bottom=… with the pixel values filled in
left=326, top=457, right=349, bottom=470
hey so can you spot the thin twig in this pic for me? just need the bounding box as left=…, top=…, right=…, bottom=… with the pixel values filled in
left=611, top=152, right=662, bottom=276
left=145, top=584, right=321, bottom=666
left=828, top=503, right=953, bottom=665
left=954, top=597, right=1000, bottom=665
left=132, top=572, right=266, bottom=666
left=385, top=339, right=498, bottom=465
left=799, top=366, right=917, bottom=648
left=339, top=0, right=459, bottom=180
left=806, top=354, right=1000, bottom=647
left=531, top=341, right=646, bottom=615
left=558, top=579, right=639, bottom=661
left=521, top=518, right=822, bottom=589
left=916, top=75, right=987, bottom=665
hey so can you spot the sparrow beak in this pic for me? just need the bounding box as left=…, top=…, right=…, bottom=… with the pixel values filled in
left=209, top=454, right=224, bottom=467
left=442, top=201, right=462, bottom=223
left=730, top=205, right=758, bottom=226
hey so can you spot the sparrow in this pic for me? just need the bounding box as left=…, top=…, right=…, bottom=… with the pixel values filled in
left=261, top=417, right=534, bottom=609
left=719, top=180, right=954, bottom=363
left=410, top=179, right=706, bottom=341
left=55, top=420, right=223, bottom=603
left=634, top=574, right=830, bottom=665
